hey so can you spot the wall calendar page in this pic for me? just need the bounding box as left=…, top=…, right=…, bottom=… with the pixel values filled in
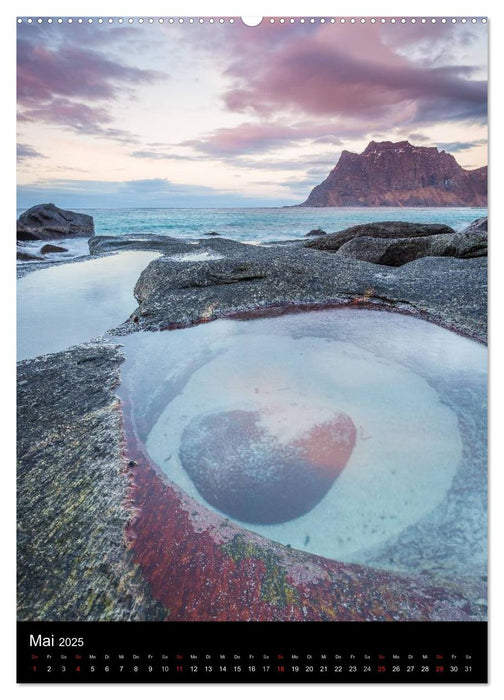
left=16, top=13, right=488, bottom=684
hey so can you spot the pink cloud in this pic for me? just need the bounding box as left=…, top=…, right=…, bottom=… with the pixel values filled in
left=17, top=30, right=164, bottom=141
left=17, top=36, right=163, bottom=107
left=17, top=143, right=46, bottom=160
left=20, top=97, right=138, bottom=144
left=182, top=122, right=336, bottom=155
left=21, top=98, right=111, bottom=128
left=219, top=23, right=486, bottom=124
left=181, top=111, right=418, bottom=159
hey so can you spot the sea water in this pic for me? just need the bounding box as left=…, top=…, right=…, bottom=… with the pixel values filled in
left=17, top=206, right=487, bottom=249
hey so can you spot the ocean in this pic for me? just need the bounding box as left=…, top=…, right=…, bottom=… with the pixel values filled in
left=17, top=205, right=487, bottom=249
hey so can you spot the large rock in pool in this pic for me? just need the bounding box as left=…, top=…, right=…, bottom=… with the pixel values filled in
left=179, top=409, right=356, bottom=524
left=17, top=203, right=95, bottom=241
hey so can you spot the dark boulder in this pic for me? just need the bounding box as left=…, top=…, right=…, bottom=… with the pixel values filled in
left=337, top=236, right=431, bottom=266
left=17, top=203, right=95, bottom=241
left=305, top=221, right=454, bottom=252
left=460, top=217, right=487, bottom=235
left=16, top=224, right=40, bottom=241
left=336, top=223, right=487, bottom=267
left=204, top=231, right=220, bottom=237
left=17, top=250, right=45, bottom=261
left=40, top=243, right=68, bottom=254
left=305, top=228, right=327, bottom=237
left=430, top=229, right=487, bottom=259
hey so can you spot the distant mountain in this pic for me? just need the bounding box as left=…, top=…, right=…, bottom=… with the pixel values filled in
left=299, top=140, right=487, bottom=207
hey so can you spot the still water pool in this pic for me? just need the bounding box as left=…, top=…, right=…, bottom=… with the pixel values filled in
left=117, top=308, right=486, bottom=570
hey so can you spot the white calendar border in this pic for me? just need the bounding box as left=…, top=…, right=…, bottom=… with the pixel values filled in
left=2, top=2, right=501, bottom=699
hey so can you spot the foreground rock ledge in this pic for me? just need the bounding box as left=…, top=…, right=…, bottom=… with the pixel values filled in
left=17, top=344, right=164, bottom=621
left=18, top=342, right=485, bottom=621
left=89, top=232, right=487, bottom=342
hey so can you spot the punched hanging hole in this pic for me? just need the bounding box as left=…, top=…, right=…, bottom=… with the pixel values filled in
left=241, top=17, right=263, bottom=27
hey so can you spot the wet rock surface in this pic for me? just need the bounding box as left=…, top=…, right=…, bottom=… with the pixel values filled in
left=88, top=234, right=245, bottom=256
left=17, top=343, right=164, bottom=621
left=17, top=203, right=95, bottom=241
left=101, top=226, right=487, bottom=342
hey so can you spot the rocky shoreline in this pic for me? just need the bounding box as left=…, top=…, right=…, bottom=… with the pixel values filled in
left=17, top=207, right=488, bottom=622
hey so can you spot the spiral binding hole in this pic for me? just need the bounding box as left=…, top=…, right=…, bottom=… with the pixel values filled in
left=16, top=16, right=488, bottom=25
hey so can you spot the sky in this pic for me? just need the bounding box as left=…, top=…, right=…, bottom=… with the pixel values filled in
left=17, top=17, right=488, bottom=209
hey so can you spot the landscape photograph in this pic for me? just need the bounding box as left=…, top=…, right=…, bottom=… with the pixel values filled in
left=17, top=16, right=487, bottom=624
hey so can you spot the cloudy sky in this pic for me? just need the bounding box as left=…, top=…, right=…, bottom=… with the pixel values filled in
left=17, top=18, right=488, bottom=208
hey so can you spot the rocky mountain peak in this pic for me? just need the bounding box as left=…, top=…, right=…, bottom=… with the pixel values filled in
left=300, top=140, right=487, bottom=207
